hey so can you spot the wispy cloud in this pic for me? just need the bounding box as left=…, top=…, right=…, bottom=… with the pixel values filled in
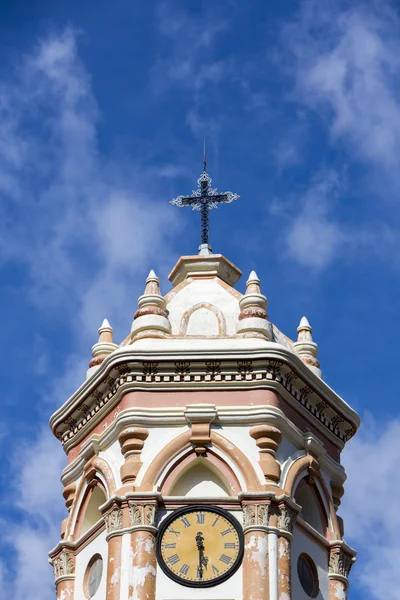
left=342, top=413, right=400, bottom=600
left=274, top=0, right=400, bottom=270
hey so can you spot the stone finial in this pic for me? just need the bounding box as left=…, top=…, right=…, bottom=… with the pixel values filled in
left=293, top=316, right=322, bottom=378
left=131, top=270, right=171, bottom=340
left=236, top=271, right=272, bottom=340
left=87, top=319, right=118, bottom=378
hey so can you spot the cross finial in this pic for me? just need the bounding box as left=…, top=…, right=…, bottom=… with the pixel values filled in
left=170, top=147, right=239, bottom=255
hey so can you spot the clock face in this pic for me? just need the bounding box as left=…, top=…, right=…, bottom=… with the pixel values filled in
left=156, top=505, right=244, bottom=588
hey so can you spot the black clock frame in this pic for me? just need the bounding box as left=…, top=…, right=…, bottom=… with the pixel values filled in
left=156, top=505, right=244, bottom=588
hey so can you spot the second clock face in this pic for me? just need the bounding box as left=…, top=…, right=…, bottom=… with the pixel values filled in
left=157, top=506, right=243, bottom=587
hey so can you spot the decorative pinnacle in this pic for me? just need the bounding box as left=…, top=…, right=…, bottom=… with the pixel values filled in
left=98, top=319, right=114, bottom=343
left=143, top=270, right=160, bottom=296
left=297, top=316, right=313, bottom=341
left=245, top=271, right=261, bottom=294
left=293, top=316, right=322, bottom=378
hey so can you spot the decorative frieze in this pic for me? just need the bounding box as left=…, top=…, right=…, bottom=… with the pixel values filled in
left=52, top=550, right=74, bottom=581
left=54, top=358, right=356, bottom=448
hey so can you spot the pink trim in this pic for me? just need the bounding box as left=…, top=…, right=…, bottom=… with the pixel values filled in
left=161, top=449, right=241, bottom=495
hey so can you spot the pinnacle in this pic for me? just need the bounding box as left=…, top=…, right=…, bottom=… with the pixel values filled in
left=298, top=316, right=311, bottom=330
left=99, top=318, right=112, bottom=330
left=247, top=270, right=260, bottom=283
left=147, top=269, right=158, bottom=280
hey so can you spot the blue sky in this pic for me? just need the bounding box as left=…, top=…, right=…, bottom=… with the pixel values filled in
left=0, top=0, right=399, bottom=598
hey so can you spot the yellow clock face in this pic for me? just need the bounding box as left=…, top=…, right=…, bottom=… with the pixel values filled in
left=157, top=506, right=243, bottom=587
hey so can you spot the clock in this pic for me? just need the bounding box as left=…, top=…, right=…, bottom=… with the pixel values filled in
left=156, top=505, right=244, bottom=588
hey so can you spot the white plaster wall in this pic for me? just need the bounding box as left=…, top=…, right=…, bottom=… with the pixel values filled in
left=136, top=426, right=189, bottom=487
left=213, top=425, right=264, bottom=487
left=167, top=279, right=239, bottom=336
left=156, top=510, right=242, bottom=600
left=291, top=525, right=329, bottom=600
left=74, top=529, right=108, bottom=600
left=275, top=433, right=299, bottom=466
left=99, top=438, right=123, bottom=491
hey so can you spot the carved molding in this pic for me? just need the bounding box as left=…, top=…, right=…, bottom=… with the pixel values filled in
left=52, top=550, right=74, bottom=581
left=53, top=358, right=357, bottom=449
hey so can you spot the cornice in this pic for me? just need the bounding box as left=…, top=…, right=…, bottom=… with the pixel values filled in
left=50, top=344, right=360, bottom=453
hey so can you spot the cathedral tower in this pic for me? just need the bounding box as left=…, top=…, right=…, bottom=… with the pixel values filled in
left=49, top=165, right=359, bottom=600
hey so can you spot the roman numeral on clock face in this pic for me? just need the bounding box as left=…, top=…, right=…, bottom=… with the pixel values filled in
left=224, top=542, right=236, bottom=549
left=211, top=516, right=220, bottom=527
left=219, top=554, right=232, bottom=565
left=180, top=517, right=191, bottom=528
left=196, top=513, right=205, bottom=524
left=167, top=528, right=180, bottom=536
left=179, top=564, right=190, bottom=575
left=164, top=543, right=176, bottom=549
left=221, top=527, right=233, bottom=536
left=168, top=554, right=180, bottom=565
left=212, top=565, right=220, bottom=575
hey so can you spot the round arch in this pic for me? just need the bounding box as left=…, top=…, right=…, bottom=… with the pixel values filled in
left=65, top=456, right=117, bottom=541
left=283, top=454, right=341, bottom=539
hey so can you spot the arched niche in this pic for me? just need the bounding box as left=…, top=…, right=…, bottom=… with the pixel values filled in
left=168, top=458, right=231, bottom=497
left=76, top=483, right=107, bottom=537
left=180, top=303, right=226, bottom=336
left=294, top=479, right=328, bottom=536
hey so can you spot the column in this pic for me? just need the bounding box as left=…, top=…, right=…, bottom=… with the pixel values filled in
left=329, top=543, right=355, bottom=600
left=242, top=502, right=270, bottom=600
left=127, top=497, right=158, bottom=600
left=104, top=502, right=124, bottom=600
left=53, top=550, right=75, bottom=600
left=276, top=498, right=299, bottom=600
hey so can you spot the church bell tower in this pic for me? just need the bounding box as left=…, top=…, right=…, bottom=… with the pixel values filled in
left=49, top=163, right=359, bottom=600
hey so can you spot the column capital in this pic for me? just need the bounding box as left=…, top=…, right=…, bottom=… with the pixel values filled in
left=329, top=542, right=356, bottom=581
left=50, top=549, right=75, bottom=583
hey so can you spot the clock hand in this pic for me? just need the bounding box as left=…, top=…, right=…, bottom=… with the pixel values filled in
left=195, top=532, right=208, bottom=579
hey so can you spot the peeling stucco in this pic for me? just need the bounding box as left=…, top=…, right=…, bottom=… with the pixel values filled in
left=245, top=533, right=268, bottom=576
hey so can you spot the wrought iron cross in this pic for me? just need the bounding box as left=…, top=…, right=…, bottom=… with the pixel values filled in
left=170, top=145, right=239, bottom=254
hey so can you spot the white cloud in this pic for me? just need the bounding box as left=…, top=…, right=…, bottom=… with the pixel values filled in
left=274, top=1, right=400, bottom=269
left=282, top=170, right=344, bottom=269
left=341, top=414, right=400, bottom=600
left=285, top=1, right=400, bottom=175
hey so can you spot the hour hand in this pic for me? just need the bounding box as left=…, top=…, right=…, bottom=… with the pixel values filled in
left=195, top=532, right=208, bottom=579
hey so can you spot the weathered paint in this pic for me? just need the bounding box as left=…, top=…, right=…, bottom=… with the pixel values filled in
left=243, top=530, right=269, bottom=600
left=129, top=530, right=157, bottom=600
left=106, top=535, right=122, bottom=600
left=330, top=579, right=347, bottom=600
left=278, top=537, right=291, bottom=600
left=56, top=579, right=75, bottom=600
